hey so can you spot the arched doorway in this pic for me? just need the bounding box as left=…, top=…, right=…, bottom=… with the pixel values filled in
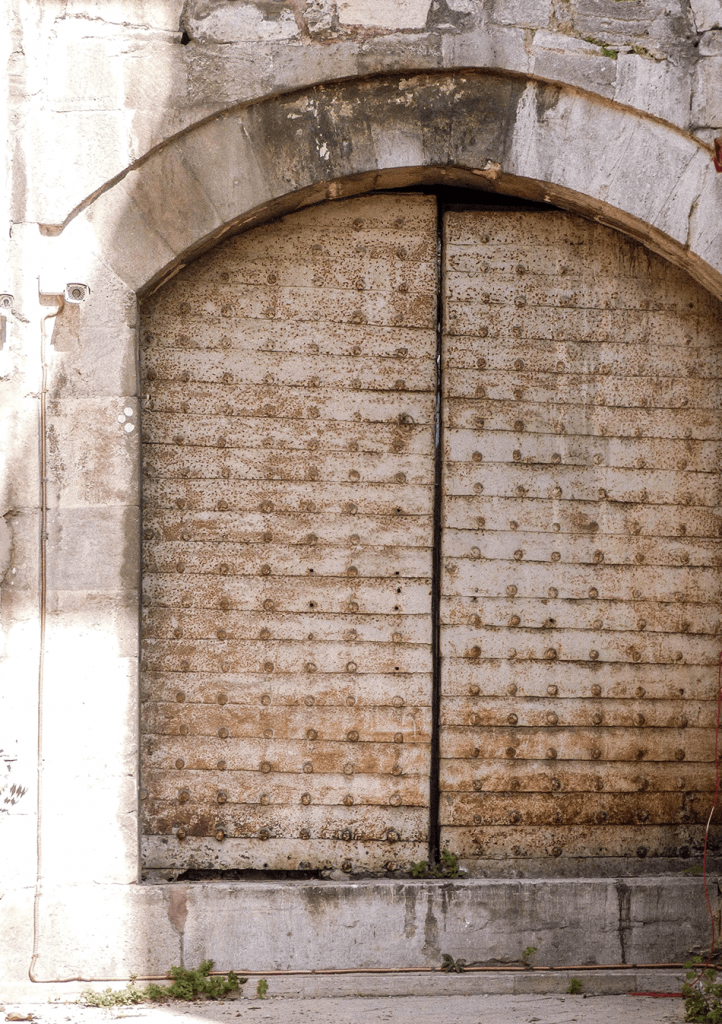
left=139, top=190, right=720, bottom=877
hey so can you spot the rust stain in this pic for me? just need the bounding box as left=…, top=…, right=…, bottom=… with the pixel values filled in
left=439, top=210, right=721, bottom=865
left=167, top=885, right=189, bottom=934
left=140, top=195, right=437, bottom=872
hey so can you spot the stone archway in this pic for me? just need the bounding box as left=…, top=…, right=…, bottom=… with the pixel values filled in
left=22, top=67, right=722, bottom=979
left=62, top=70, right=721, bottom=301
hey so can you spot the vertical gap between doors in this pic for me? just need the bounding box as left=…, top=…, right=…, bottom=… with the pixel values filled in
left=428, top=199, right=444, bottom=864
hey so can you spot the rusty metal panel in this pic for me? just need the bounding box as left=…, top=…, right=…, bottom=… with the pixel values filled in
left=440, top=210, right=722, bottom=866
left=140, top=194, right=437, bottom=872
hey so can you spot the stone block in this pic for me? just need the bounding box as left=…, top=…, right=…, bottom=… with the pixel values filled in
left=530, top=31, right=617, bottom=97
left=176, top=116, right=274, bottom=229
left=492, top=0, right=551, bottom=29
left=44, top=397, right=139, bottom=509
left=337, top=0, right=432, bottom=29
left=46, top=37, right=122, bottom=111
left=63, top=0, right=185, bottom=32
left=45, top=506, right=139, bottom=591
left=180, top=877, right=717, bottom=972
left=442, top=22, right=530, bottom=73
left=693, top=56, right=722, bottom=127
left=692, top=0, right=722, bottom=31
left=0, top=887, right=35, bottom=986
left=26, top=884, right=180, bottom=982
left=121, top=40, right=187, bottom=123
left=85, top=178, right=177, bottom=295
left=615, top=53, right=692, bottom=128
left=24, top=110, right=129, bottom=229
left=185, top=1, right=301, bottom=42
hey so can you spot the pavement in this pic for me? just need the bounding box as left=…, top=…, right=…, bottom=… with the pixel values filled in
left=0, top=993, right=687, bottom=1024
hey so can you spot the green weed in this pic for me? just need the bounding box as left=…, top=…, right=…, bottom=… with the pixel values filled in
left=683, top=958, right=722, bottom=1021
left=567, top=978, right=583, bottom=994
left=256, top=978, right=269, bottom=998
left=410, top=849, right=460, bottom=879
left=79, top=962, right=245, bottom=1006
left=440, top=954, right=467, bottom=973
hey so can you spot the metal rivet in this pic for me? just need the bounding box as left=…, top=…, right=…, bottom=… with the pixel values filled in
left=551, top=778, right=561, bottom=791
left=510, top=615, right=521, bottom=627
left=263, top=728, right=273, bottom=739
left=544, top=648, right=557, bottom=660
left=589, top=650, right=599, bottom=661
left=346, top=661, right=358, bottom=673
left=347, top=730, right=359, bottom=742
left=592, top=713, right=603, bottom=726
left=343, top=794, right=354, bottom=806
left=548, top=587, right=558, bottom=598
left=392, top=696, right=404, bottom=707
left=301, top=793, right=312, bottom=805
left=592, top=685, right=602, bottom=696
left=263, top=661, right=274, bottom=673
left=394, top=732, right=403, bottom=744
left=634, top=713, right=646, bottom=727
left=506, top=747, right=516, bottom=758
left=217, top=759, right=226, bottom=770
left=546, top=747, right=557, bottom=759
left=547, top=685, right=558, bottom=696
left=306, top=729, right=318, bottom=741
left=387, top=829, right=400, bottom=843
left=551, top=552, right=561, bottom=562
left=552, top=847, right=562, bottom=857
left=175, top=758, right=185, bottom=770
left=179, top=660, right=190, bottom=672
left=546, top=712, right=558, bottom=726
left=259, top=830, right=270, bottom=841
left=260, top=762, right=273, bottom=773
left=217, top=790, right=228, bottom=804
left=179, top=724, right=189, bottom=735
left=675, top=749, right=686, bottom=761
left=217, top=693, right=228, bottom=705
left=177, top=828, right=186, bottom=840
left=507, top=585, right=517, bottom=597
left=591, top=749, right=601, bottom=760
left=300, top=829, right=310, bottom=839
left=507, top=713, right=518, bottom=725
left=176, top=691, right=186, bottom=702
left=346, top=695, right=356, bottom=706
left=218, top=727, right=229, bottom=739
left=178, top=789, right=190, bottom=803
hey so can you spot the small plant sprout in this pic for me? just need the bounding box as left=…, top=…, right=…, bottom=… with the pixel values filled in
left=440, top=954, right=467, bottom=973
left=567, top=978, right=583, bottom=994
left=410, top=850, right=461, bottom=879
left=522, top=946, right=538, bottom=967
left=256, top=978, right=269, bottom=999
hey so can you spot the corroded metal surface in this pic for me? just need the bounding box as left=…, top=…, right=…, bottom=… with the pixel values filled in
left=140, top=195, right=437, bottom=871
left=439, top=211, right=722, bottom=864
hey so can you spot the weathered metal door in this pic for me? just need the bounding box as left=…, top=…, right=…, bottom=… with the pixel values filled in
left=140, top=195, right=438, bottom=873
left=440, top=209, right=720, bottom=869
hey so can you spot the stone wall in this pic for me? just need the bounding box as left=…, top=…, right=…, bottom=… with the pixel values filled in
left=1, top=0, right=722, bottom=998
